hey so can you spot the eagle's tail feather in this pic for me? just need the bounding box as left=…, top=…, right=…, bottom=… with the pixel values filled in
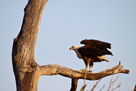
left=97, top=56, right=109, bottom=62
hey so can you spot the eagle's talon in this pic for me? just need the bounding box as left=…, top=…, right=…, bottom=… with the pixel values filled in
left=88, top=70, right=92, bottom=72
left=81, top=69, right=87, bottom=71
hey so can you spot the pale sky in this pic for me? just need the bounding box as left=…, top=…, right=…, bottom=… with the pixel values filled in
left=0, top=0, right=136, bottom=91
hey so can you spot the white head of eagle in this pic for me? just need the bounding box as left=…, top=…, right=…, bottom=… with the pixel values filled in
left=69, top=39, right=113, bottom=72
left=69, top=45, right=82, bottom=59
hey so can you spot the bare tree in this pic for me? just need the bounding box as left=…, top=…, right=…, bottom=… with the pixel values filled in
left=12, top=0, right=129, bottom=91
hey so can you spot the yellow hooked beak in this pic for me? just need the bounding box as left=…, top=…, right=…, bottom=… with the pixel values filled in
left=69, top=47, right=73, bottom=50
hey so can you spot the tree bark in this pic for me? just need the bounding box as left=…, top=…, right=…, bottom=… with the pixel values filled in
left=12, top=0, right=48, bottom=91
left=12, top=0, right=129, bottom=91
left=70, top=79, right=78, bottom=91
left=40, top=62, right=129, bottom=80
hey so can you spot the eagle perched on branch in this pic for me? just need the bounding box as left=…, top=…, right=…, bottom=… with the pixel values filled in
left=69, top=39, right=113, bottom=72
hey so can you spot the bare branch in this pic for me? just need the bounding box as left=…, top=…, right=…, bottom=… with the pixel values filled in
left=111, top=84, right=121, bottom=91
left=84, top=71, right=88, bottom=86
left=108, top=77, right=113, bottom=91
left=39, top=62, right=129, bottom=91
left=107, top=76, right=119, bottom=91
left=80, top=84, right=87, bottom=91
left=40, top=62, right=129, bottom=80
left=91, top=79, right=101, bottom=91
left=70, top=78, right=78, bottom=91
left=100, top=84, right=105, bottom=91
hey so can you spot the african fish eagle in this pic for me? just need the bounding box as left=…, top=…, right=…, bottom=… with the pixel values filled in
left=69, top=39, right=113, bottom=72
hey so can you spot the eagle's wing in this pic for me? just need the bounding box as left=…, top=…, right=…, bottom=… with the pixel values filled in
left=78, top=45, right=113, bottom=58
left=80, top=39, right=111, bottom=49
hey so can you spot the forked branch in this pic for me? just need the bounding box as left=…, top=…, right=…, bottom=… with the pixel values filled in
left=40, top=62, right=129, bottom=91
left=40, top=61, right=129, bottom=80
left=107, top=76, right=119, bottom=91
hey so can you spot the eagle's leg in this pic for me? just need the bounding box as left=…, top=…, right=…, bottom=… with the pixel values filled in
left=82, top=57, right=90, bottom=71
left=82, top=64, right=89, bottom=71
left=89, top=59, right=93, bottom=72
left=89, top=65, right=92, bottom=72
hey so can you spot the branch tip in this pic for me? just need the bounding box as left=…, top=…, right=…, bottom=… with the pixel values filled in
left=119, top=61, right=121, bottom=65
left=125, top=70, right=130, bottom=74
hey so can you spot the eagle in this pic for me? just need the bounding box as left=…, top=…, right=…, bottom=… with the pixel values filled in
left=69, top=39, right=113, bottom=72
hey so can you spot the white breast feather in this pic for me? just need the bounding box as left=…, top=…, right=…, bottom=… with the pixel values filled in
left=74, top=48, right=82, bottom=59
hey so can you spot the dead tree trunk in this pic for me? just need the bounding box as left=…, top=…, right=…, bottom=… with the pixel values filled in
left=12, top=0, right=129, bottom=91
left=12, top=0, right=48, bottom=90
